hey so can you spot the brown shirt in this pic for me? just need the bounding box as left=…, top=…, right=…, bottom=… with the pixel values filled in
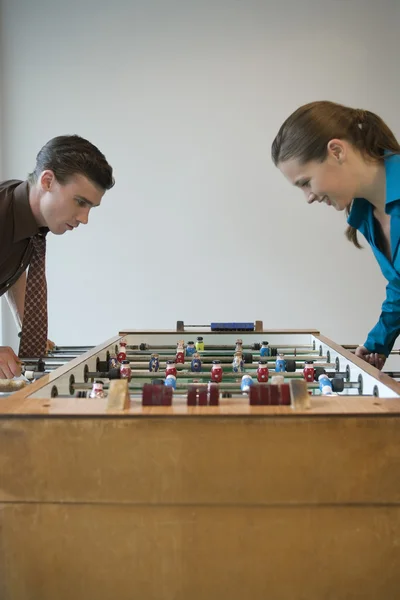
left=0, top=180, right=40, bottom=297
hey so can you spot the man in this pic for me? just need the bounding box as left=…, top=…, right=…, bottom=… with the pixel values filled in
left=0, top=135, right=114, bottom=378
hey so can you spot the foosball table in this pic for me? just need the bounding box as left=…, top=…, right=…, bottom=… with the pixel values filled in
left=1, top=321, right=400, bottom=600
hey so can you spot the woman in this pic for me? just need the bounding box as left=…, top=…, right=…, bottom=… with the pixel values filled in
left=272, top=100, right=400, bottom=369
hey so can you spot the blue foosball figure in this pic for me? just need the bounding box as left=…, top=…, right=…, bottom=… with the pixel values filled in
left=240, top=375, right=254, bottom=393
left=232, top=352, right=244, bottom=373
left=164, top=374, right=177, bottom=390
left=260, top=341, right=270, bottom=357
left=318, top=374, right=333, bottom=395
left=185, top=341, right=196, bottom=357
left=149, top=354, right=160, bottom=372
left=275, top=353, right=286, bottom=372
left=191, top=353, right=202, bottom=372
left=108, top=356, right=119, bottom=370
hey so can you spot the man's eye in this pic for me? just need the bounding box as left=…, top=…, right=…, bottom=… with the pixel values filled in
left=301, top=181, right=310, bottom=188
left=77, top=199, right=87, bottom=207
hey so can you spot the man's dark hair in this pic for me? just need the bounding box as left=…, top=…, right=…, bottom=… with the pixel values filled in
left=28, top=134, right=114, bottom=191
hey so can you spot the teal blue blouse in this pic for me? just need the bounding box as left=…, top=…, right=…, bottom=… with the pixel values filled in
left=347, top=153, right=400, bottom=356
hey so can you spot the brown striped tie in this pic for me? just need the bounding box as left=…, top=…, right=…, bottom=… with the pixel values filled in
left=19, top=233, right=48, bottom=358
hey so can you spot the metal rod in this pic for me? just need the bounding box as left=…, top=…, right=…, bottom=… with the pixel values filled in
left=72, top=379, right=358, bottom=392
left=342, top=345, right=400, bottom=356
left=126, top=353, right=324, bottom=362
left=128, top=344, right=314, bottom=352
left=53, top=346, right=94, bottom=352
left=93, top=367, right=336, bottom=379
left=126, top=361, right=332, bottom=372
left=22, top=357, right=74, bottom=363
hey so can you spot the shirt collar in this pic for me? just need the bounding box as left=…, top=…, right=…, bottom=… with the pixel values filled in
left=347, top=152, right=400, bottom=230
left=13, top=181, right=40, bottom=242
left=347, top=197, right=370, bottom=230
left=385, top=152, right=400, bottom=205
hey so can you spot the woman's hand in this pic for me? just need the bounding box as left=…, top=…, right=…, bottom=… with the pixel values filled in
left=355, top=345, right=386, bottom=370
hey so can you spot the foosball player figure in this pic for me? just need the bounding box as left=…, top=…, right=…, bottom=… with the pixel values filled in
left=117, top=342, right=127, bottom=364
left=108, top=356, right=119, bottom=370
left=275, top=353, right=286, bottom=372
left=185, top=341, right=196, bottom=357
left=89, top=380, right=106, bottom=399
left=235, top=338, right=243, bottom=353
left=120, top=360, right=132, bottom=381
left=175, top=340, right=185, bottom=364
left=190, top=353, right=202, bottom=372
left=149, top=354, right=160, bottom=372
left=165, top=374, right=177, bottom=390
left=240, top=374, right=254, bottom=393
left=195, top=336, right=205, bottom=352
left=303, top=360, right=315, bottom=382
left=232, top=351, right=244, bottom=373
left=211, top=360, right=223, bottom=383
left=318, top=373, right=335, bottom=396
left=257, top=360, right=269, bottom=382
left=165, top=360, right=177, bottom=378
left=260, top=341, right=270, bottom=357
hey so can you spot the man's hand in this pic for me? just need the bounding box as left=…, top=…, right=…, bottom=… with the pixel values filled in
left=46, top=339, right=56, bottom=353
left=0, top=346, right=22, bottom=379
left=355, top=345, right=386, bottom=370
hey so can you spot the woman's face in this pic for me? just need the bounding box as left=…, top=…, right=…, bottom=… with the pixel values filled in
left=278, top=140, right=359, bottom=211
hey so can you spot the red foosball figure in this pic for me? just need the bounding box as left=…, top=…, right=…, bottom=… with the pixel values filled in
left=165, top=360, right=177, bottom=378
left=120, top=360, right=132, bottom=381
left=89, top=380, right=106, bottom=399
left=257, top=360, right=269, bottom=382
left=303, top=361, right=315, bottom=382
left=211, top=360, right=223, bottom=383
left=175, top=339, right=185, bottom=364
left=117, top=343, right=127, bottom=363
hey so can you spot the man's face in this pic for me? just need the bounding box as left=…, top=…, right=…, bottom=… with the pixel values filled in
left=39, top=172, right=104, bottom=234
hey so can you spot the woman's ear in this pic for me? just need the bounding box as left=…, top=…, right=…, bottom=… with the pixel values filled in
left=327, top=139, right=346, bottom=164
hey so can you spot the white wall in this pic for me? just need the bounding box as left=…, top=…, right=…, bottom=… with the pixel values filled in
left=1, top=0, right=399, bottom=347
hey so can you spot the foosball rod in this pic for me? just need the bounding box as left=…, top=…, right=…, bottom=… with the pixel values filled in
left=125, top=353, right=325, bottom=363
left=384, top=371, right=400, bottom=379
left=342, top=345, right=400, bottom=356
left=98, top=358, right=332, bottom=373
left=126, top=365, right=331, bottom=376
left=88, top=367, right=336, bottom=380
left=22, top=360, right=69, bottom=371
left=22, top=356, right=79, bottom=364
left=71, top=381, right=361, bottom=393
left=23, top=347, right=92, bottom=362
left=128, top=343, right=315, bottom=352
left=52, top=346, right=94, bottom=353
left=126, top=348, right=321, bottom=360
left=86, top=369, right=338, bottom=381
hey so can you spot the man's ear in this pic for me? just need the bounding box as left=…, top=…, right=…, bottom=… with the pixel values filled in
left=38, top=170, right=56, bottom=191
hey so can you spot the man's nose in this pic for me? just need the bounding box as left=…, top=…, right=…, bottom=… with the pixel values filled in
left=78, top=210, right=89, bottom=225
